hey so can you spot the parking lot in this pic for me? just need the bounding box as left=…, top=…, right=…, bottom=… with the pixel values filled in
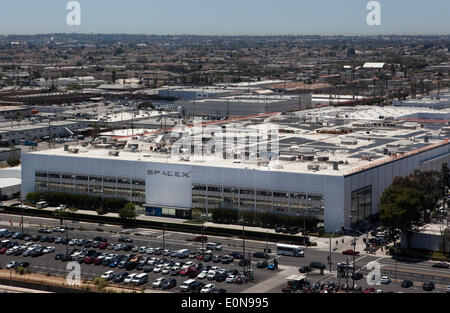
left=0, top=225, right=280, bottom=293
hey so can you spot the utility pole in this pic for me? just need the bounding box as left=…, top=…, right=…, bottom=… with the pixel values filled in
left=352, top=236, right=356, bottom=293
left=242, top=219, right=246, bottom=277
left=19, top=193, right=24, bottom=233
left=66, top=223, right=69, bottom=255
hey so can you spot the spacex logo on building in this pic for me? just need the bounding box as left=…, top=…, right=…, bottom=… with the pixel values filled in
left=147, top=170, right=191, bottom=178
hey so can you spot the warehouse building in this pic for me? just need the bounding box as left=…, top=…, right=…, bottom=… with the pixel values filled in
left=21, top=105, right=450, bottom=232
left=176, top=94, right=312, bottom=117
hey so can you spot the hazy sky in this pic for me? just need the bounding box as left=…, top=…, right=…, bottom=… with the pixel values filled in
left=0, top=0, right=449, bottom=35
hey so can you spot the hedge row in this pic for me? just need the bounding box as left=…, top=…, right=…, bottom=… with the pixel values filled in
left=25, top=192, right=127, bottom=213
left=210, top=208, right=319, bottom=232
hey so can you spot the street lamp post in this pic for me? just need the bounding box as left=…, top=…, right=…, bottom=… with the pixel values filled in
left=328, top=229, right=339, bottom=273
left=342, top=226, right=365, bottom=293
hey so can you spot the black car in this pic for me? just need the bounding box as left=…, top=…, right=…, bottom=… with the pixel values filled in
left=203, top=255, right=212, bottom=262
left=256, top=261, right=268, bottom=268
left=214, top=272, right=226, bottom=282
left=253, top=252, right=269, bottom=259
left=113, top=272, right=129, bottom=283
left=230, top=252, right=244, bottom=260
left=401, top=280, right=413, bottom=288
left=288, top=227, right=301, bottom=235
left=17, top=261, right=30, bottom=268
left=161, top=278, right=177, bottom=290
left=432, top=262, right=449, bottom=269
left=55, top=254, right=64, bottom=260
left=423, top=282, right=435, bottom=291
left=275, top=226, right=282, bottom=233
left=61, top=254, right=70, bottom=262
left=123, top=245, right=133, bottom=252
left=190, top=281, right=205, bottom=293
left=214, top=288, right=227, bottom=293
left=298, top=266, right=311, bottom=273
left=212, top=255, right=221, bottom=263
left=351, top=272, right=363, bottom=280
left=143, top=265, right=154, bottom=273
left=310, top=261, right=326, bottom=269
left=225, top=269, right=238, bottom=276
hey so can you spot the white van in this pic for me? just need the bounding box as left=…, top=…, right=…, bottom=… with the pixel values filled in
left=36, top=201, right=49, bottom=209
left=205, top=242, right=222, bottom=251
left=176, top=249, right=190, bottom=259
left=180, top=279, right=196, bottom=292
left=131, top=273, right=148, bottom=285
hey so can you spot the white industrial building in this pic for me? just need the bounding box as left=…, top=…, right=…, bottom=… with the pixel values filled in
left=21, top=105, right=450, bottom=232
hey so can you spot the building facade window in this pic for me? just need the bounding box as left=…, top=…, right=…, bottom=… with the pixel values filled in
left=350, top=185, right=372, bottom=228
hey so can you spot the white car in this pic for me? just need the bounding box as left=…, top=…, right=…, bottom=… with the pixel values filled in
left=6, top=261, right=19, bottom=269
left=153, top=265, right=163, bottom=273
left=447, top=285, right=450, bottom=293
left=101, top=270, right=116, bottom=281
left=124, top=273, right=137, bottom=284
left=200, top=283, right=216, bottom=293
left=226, top=275, right=237, bottom=283
left=53, top=226, right=66, bottom=233
left=138, top=247, right=147, bottom=253
left=146, top=248, right=154, bottom=254
left=380, top=275, right=391, bottom=284
left=161, top=266, right=171, bottom=275
left=43, top=246, right=55, bottom=254
left=197, top=270, right=209, bottom=279
left=206, top=270, right=216, bottom=280
left=56, top=205, right=66, bottom=211
left=152, top=277, right=165, bottom=288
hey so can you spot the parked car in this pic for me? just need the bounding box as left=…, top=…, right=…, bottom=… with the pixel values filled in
left=423, top=282, right=435, bottom=291
left=200, top=283, right=215, bottom=293
left=267, top=263, right=276, bottom=270
left=161, top=278, right=177, bottom=290
left=124, top=273, right=138, bottom=284
left=101, top=270, right=116, bottom=281
left=152, top=277, right=166, bottom=288
left=401, top=280, right=413, bottom=288
left=380, top=275, right=391, bottom=284
left=113, top=272, right=129, bottom=283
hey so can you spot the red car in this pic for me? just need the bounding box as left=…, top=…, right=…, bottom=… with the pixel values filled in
left=342, top=249, right=360, bottom=256
left=98, top=243, right=108, bottom=250
left=179, top=267, right=189, bottom=276
left=363, top=287, right=375, bottom=293
left=196, top=254, right=204, bottom=261
left=193, top=235, right=207, bottom=242
left=0, top=248, right=7, bottom=254
left=94, top=257, right=103, bottom=265
left=84, top=256, right=94, bottom=264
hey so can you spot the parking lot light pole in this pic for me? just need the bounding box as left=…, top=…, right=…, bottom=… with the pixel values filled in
left=329, top=229, right=339, bottom=273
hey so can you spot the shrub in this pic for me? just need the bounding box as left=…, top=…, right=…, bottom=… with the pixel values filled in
left=25, top=192, right=127, bottom=213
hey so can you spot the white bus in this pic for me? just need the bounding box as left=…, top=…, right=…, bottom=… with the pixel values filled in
left=277, top=244, right=304, bottom=257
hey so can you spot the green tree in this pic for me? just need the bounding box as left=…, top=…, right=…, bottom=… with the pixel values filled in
left=379, top=179, right=423, bottom=248
left=118, top=202, right=137, bottom=221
